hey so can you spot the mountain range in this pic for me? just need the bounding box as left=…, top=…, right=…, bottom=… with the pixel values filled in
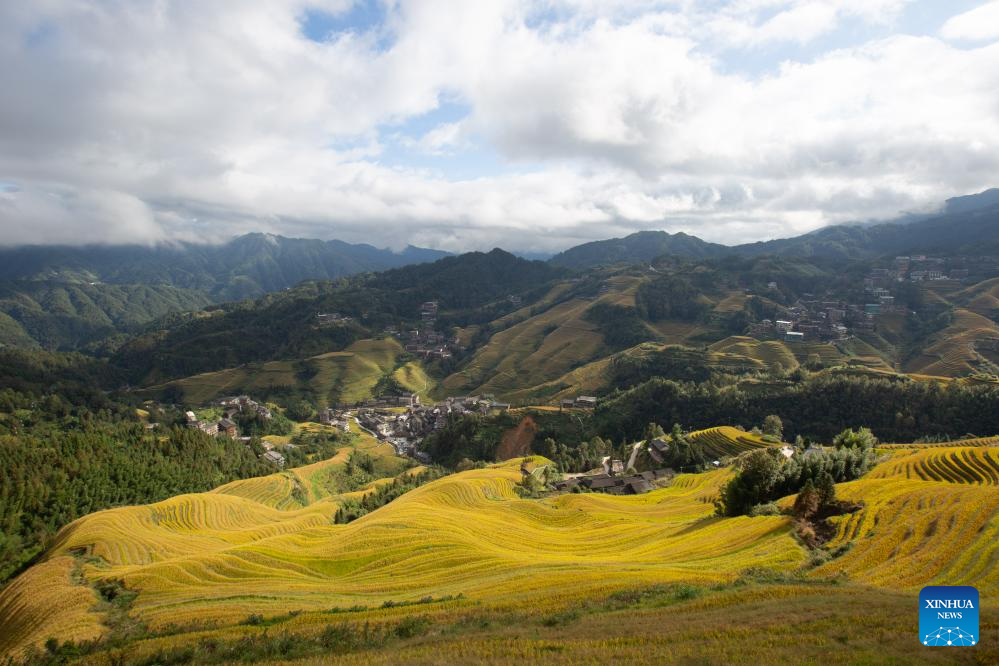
left=0, top=188, right=997, bottom=351
left=553, top=188, right=999, bottom=268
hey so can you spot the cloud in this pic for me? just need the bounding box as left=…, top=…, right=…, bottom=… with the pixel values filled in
left=0, top=1, right=997, bottom=253
left=941, top=1, right=999, bottom=42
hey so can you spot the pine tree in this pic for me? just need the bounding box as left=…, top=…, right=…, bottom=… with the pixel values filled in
left=816, top=472, right=836, bottom=511
left=793, top=478, right=820, bottom=520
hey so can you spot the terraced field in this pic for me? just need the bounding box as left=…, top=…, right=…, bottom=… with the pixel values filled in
left=688, top=426, right=772, bottom=458
left=0, top=453, right=806, bottom=660
left=441, top=291, right=628, bottom=398
left=814, top=449, right=999, bottom=593
left=903, top=308, right=999, bottom=377
left=957, top=277, right=999, bottom=317
left=147, top=338, right=417, bottom=406
left=866, top=447, right=999, bottom=484
left=713, top=336, right=822, bottom=369
left=5, top=435, right=999, bottom=663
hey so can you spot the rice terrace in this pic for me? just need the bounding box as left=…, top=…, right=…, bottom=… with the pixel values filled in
left=4, top=1, right=999, bottom=664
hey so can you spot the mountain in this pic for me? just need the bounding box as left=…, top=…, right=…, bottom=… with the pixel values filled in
left=0, top=234, right=450, bottom=350
left=113, top=249, right=566, bottom=385
left=550, top=189, right=999, bottom=267
left=0, top=281, right=213, bottom=351
left=0, top=233, right=450, bottom=302
left=548, top=230, right=731, bottom=269
left=735, top=202, right=999, bottom=260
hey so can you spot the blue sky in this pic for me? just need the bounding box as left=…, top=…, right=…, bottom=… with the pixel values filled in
left=1, top=1, right=999, bottom=251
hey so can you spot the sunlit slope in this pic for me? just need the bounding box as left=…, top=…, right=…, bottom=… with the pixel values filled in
left=709, top=336, right=851, bottom=370
left=955, top=277, right=999, bottom=318
left=688, top=426, right=771, bottom=458
left=813, top=445, right=999, bottom=592
left=146, top=338, right=418, bottom=406
left=866, top=446, right=999, bottom=484
left=0, top=557, right=103, bottom=660
left=441, top=276, right=656, bottom=399
left=903, top=308, right=999, bottom=377
left=0, top=456, right=808, bottom=658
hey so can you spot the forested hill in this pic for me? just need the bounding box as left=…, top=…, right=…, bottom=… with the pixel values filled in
left=113, top=249, right=565, bottom=385
left=0, top=233, right=449, bottom=302
left=0, top=233, right=450, bottom=351
left=549, top=230, right=731, bottom=269
left=734, top=196, right=999, bottom=260
left=0, top=280, right=212, bottom=351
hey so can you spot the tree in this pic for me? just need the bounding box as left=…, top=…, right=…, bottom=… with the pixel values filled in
left=805, top=353, right=823, bottom=370
left=762, top=414, right=784, bottom=439
left=793, top=478, right=820, bottom=519
left=816, top=472, right=836, bottom=510
left=717, top=449, right=783, bottom=516
left=664, top=424, right=706, bottom=470
left=643, top=422, right=666, bottom=442
left=833, top=427, right=878, bottom=451
left=285, top=399, right=316, bottom=422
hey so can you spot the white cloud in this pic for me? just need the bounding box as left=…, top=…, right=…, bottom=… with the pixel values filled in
left=0, top=1, right=996, bottom=253
left=941, top=1, right=999, bottom=42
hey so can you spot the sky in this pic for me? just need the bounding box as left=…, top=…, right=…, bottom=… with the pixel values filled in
left=1, top=0, right=999, bottom=254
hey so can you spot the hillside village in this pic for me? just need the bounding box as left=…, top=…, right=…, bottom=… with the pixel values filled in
left=747, top=254, right=999, bottom=343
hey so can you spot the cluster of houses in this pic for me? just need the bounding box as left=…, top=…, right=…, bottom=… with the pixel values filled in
left=554, top=436, right=823, bottom=496
left=317, top=408, right=351, bottom=432
left=402, top=327, right=458, bottom=360
left=744, top=256, right=999, bottom=345
left=356, top=394, right=510, bottom=458
left=559, top=396, right=598, bottom=410
left=555, top=469, right=672, bottom=495
left=316, top=312, right=353, bottom=327
left=383, top=301, right=462, bottom=361
left=184, top=395, right=289, bottom=466
left=185, top=411, right=239, bottom=438
left=214, top=395, right=273, bottom=420
left=750, top=298, right=883, bottom=342
left=866, top=256, right=997, bottom=291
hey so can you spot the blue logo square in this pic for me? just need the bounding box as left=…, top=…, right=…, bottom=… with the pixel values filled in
left=920, top=586, right=979, bottom=647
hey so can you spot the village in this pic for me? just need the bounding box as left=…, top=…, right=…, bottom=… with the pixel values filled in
left=747, top=254, right=999, bottom=343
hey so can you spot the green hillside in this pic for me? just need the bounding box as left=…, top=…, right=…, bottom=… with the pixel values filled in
left=0, top=281, right=211, bottom=350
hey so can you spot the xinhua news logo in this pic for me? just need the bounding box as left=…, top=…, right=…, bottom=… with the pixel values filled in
left=920, top=586, right=979, bottom=647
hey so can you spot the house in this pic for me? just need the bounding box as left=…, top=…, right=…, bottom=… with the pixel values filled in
left=648, top=438, right=670, bottom=464
left=802, top=445, right=824, bottom=459
left=775, top=320, right=794, bottom=332
left=218, top=418, right=238, bottom=438
left=583, top=475, right=618, bottom=491
left=624, top=478, right=653, bottom=494
left=779, top=445, right=795, bottom=459
left=575, top=396, right=598, bottom=409
left=783, top=331, right=804, bottom=342
left=197, top=421, right=219, bottom=436
left=262, top=450, right=286, bottom=467
left=318, top=408, right=334, bottom=425
left=601, top=458, right=625, bottom=475
left=185, top=411, right=198, bottom=423
left=560, top=399, right=575, bottom=410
